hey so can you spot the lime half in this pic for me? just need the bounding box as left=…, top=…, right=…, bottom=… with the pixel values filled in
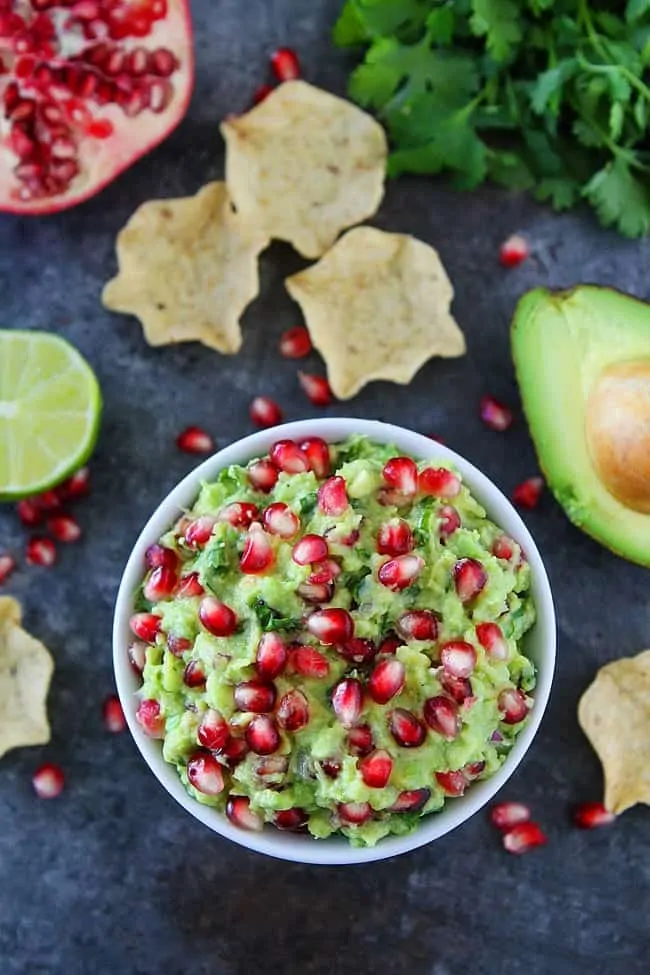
left=0, top=330, right=102, bottom=500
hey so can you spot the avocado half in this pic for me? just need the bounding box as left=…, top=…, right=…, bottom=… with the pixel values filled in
left=512, top=285, right=650, bottom=568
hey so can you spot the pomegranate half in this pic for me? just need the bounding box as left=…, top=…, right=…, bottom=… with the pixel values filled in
left=0, top=0, right=194, bottom=214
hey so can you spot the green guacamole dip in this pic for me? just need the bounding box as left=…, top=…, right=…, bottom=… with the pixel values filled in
left=131, top=435, right=536, bottom=847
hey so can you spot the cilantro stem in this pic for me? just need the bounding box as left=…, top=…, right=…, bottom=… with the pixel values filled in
left=577, top=0, right=650, bottom=104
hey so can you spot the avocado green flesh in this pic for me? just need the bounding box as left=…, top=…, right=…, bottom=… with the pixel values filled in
left=512, top=285, right=650, bottom=567
left=138, top=435, right=536, bottom=848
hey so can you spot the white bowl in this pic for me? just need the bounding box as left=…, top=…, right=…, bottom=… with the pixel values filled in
left=113, top=418, right=556, bottom=865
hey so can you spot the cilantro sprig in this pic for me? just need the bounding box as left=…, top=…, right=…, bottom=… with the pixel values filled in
left=334, top=0, right=650, bottom=236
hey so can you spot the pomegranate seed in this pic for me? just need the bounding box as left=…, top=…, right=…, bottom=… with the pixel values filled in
left=183, top=515, right=216, bottom=548
left=102, top=694, right=126, bottom=733
left=176, top=572, right=205, bottom=598
left=490, top=802, right=531, bottom=831
left=263, top=502, right=300, bottom=539
left=167, top=631, right=193, bottom=654
left=476, top=622, right=508, bottom=660
left=503, top=821, right=547, bottom=854
left=317, top=476, right=348, bottom=515
left=35, top=490, right=60, bottom=511
left=338, top=801, right=372, bottom=825
left=187, top=752, right=225, bottom=796
left=226, top=796, right=263, bottom=831
left=298, top=371, right=332, bottom=405
left=218, top=502, right=260, bottom=529
left=245, top=715, right=280, bottom=755
left=325, top=526, right=360, bottom=547
left=390, top=788, right=430, bottom=813
left=338, top=637, right=377, bottom=665
left=279, top=325, right=311, bottom=358
left=383, top=457, right=418, bottom=497
left=240, top=525, right=275, bottom=574
left=396, top=610, right=438, bottom=642
left=573, top=801, right=616, bottom=829
left=59, top=466, right=90, bottom=499
left=453, top=558, right=487, bottom=603
left=331, top=678, right=363, bottom=728
left=377, top=487, right=412, bottom=507
left=347, top=724, right=374, bottom=756
left=248, top=459, right=279, bottom=493
left=277, top=688, right=310, bottom=731
left=197, top=709, right=229, bottom=749
left=359, top=749, right=393, bottom=788
left=512, top=476, right=544, bottom=509
left=270, top=46, right=301, bottom=81
left=308, top=559, right=341, bottom=585
left=16, top=498, right=42, bottom=526
left=297, top=581, right=333, bottom=604
left=438, top=505, right=461, bottom=537
left=299, top=437, right=330, bottom=478
left=256, top=755, right=289, bottom=778
left=135, top=698, right=165, bottom=738
left=418, top=468, right=461, bottom=498
left=0, top=554, right=16, bottom=584
left=292, top=533, right=328, bottom=565
left=234, top=680, right=277, bottom=713
left=498, top=687, right=530, bottom=724
left=128, top=640, right=147, bottom=674
left=440, top=673, right=473, bottom=703
left=253, top=83, right=274, bottom=105
left=222, top=736, right=249, bottom=765
left=423, top=696, right=461, bottom=739
left=143, top=566, right=178, bottom=601
left=256, top=633, right=287, bottom=679
left=480, top=395, right=513, bottom=432
left=145, top=543, right=178, bottom=570
left=306, top=608, right=353, bottom=645
left=368, top=658, right=405, bottom=704
left=492, top=535, right=515, bottom=560
left=176, top=426, right=214, bottom=455
left=129, top=612, right=161, bottom=642
left=389, top=708, right=426, bottom=747
left=436, top=770, right=468, bottom=796
left=26, top=536, right=56, bottom=567
left=378, top=554, right=424, bottom=591
left=499, top=233, right=529, bottom=268
left=250, top=396, right=283, bottom=428
left=183, top=659, right=206, bottom=687
left=32, top=763, right=64, bottom=799
left=440, top=640, right=477, bottom=678
left=275, top=807, right=308, bottom=830
left=270, top=439, right=310, bottom=474
left=321, top=758, right=342, bottom=778
left=198, top=597, right=238, bottom=636
left=376, top=518, right=413, bottom=556
left=292, top=645, right=330, bottom=679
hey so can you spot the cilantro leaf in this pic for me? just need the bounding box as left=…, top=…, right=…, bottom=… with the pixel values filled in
left=249, top=598, right=302, bottom=633
left=387, top=99, right=486, bottom=186
left=529, top=61, right=577, bottom=115
left=470, top=0, right=522, bottom=63
left=627, top=0, right=650, bottom=23
left=583, top=158, right=650, bottom=237
left=333, top=1, right=370, bottom=46
left=534, top=176, right=580, bottom=211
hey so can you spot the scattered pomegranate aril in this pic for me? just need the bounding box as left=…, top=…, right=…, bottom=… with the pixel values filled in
left=572, top=801, right=616, bottom=829
left=234, top=680, right=277, bottom=714
left=382, top=457, right=418, bottom=497
left=277, top=689, right=310, bottom=731
left=347, top=723, right=374, bottom=757
left=26, top=536, right=56, bottom=566
left=476, top=622, right=508, bottom=661
left=35, top=490, right=60, bottom=511
left=378, top=554, right=424, bottom=591
left=438, top=505, right=461, bottom=537
left=176, top=572, right=204, bottom=598
left=145, top=543, right=178, bottom=570
left=262, top=502, right=300, bottom=539
left=292, top=645, right=330, bottom=679
left=292, top=533, right=328, bottom=566
left=396, top=610, right=438, bottom=642
left=499, top=234, right=530, bottom=268
left=102, top=694, right=126, bottom=733
left=298, top=371, right=332, bottom=406
left=252, top=83, right=274, bottom=105
left=453, top=558, right=487, bottom=603
left=489, top=801, right=531, bottom=831
left=183, top=515, right=216, bottom=548
left=130, top=611, right=161, bottom=643
left=58, top=466, right=90, bottom=499
left=176, top=426, right=214, bottom=455
left=299, top=437, right=330, bottom=478
left=143, top=565, right=178, bottom=601
left=16, top=498, right=42, bottom=526
left=358, top=748, right=393, bottom=788
left=183, top=659, right=205, bottom=687
left=423, top=696, right=461, bottom=739
left=390, top=788, right=431, bottom=813
left=331, top=678, right=363, bottom=728
left=270, top=46, right=301, bottom=82
left=0, top=554, right=16, bottom=585
left=378, top=634, right=401, bottom=655
left=339, top=637, right=377, bottom=665
left=492, top=535, right=516, bottom=560
left=226, top=795, right=263, bottom=831
left=248, top=459, right=279, bottom=493
left=338, top=801, right=372, bottom=825
left=218, top=502, right=260, bottom=529
left=376, top=518, right=413, bottom=556
left=240, top=524, right=275, bottom=574
left=377, top=487, right=412, bottom=507
left=435, top=770, right=467, bottom=797
left=388, top=708, right=426, bottom=748
left=317, top=476, right=348, bottom=515
left=306, top=607, right=353, bottom=645
left=128, top=640, right=147, bottom=674
left=198, top=597, right=238, bottom=637
left=275, top=807, right=308, bottom=830
left=256, top=632, right=288, bottom=679
left=308, top=559, right=341, bottom=585
left=270, top=439, right=310, bottom=474
left=32, top=763, right=64, bottom=799
left=498, top=687, right=530, bottom=724
left=197, top=709, right=229, bottom=750
left=135, top=698, right=165, bottom=738
left=279, top=325, right=311, bottom=358
left=167, top=632, right=192, bottom=656
left=320, top=758, right=342, bottom=778
left=480, top=395, right=514, bottom=432
left=222, top=736, right=249, bottom=765
left=250, top=395, right=283, bottom=428
left=502, top=821, right=547, bottom=854
left=440, top=640, right=477, bottom=679
left=245, top=714, right=280, bottom=755
left=439, top=673, right=472, bottom=705
left=368, top=658, right=405, bottom=704
left=187, top=751, right=225, bottom=796
left=297, top=580, right=333, bottom=604
left=418, top=468, right=461, bottom=498
left=512, top=476, right=544, bottom=510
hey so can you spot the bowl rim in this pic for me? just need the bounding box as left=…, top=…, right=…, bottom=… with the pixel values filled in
left=113, top=418, right=556, bottom=865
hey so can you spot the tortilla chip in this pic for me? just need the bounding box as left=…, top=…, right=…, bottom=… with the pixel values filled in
left=102, top=182, right=269, bottom=353
left=221, top=81, right=387, bottom=259
left=285, top=227, right=465, bottom=399
left=0, top=596, right=54, bottom=759
left=578, top=649, right=650, bottom=814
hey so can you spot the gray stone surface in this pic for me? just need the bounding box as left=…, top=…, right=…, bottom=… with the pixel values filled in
left=1, top=1, right=650, bottom=973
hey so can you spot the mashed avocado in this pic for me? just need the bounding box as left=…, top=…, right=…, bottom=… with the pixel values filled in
left=133, top=435, right=536, bottom=847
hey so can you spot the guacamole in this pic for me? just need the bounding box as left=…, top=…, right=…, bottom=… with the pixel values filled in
left=130, top=435, right=536, bottom=847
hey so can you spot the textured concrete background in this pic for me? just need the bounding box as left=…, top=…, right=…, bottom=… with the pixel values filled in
left=1, top=1, right=650, bottom=973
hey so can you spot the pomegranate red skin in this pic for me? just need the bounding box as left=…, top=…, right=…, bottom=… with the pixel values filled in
left=0, top=1, right=195, bottom=215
